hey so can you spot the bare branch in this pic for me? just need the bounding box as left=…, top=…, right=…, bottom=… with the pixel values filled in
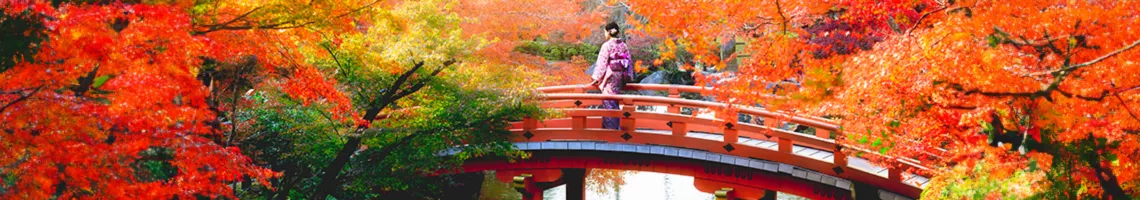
left=0, top=86, right=43, bottom=114
left=1029, top=39, right=1140, bottom=76
left=1114, top=94, right=1140, bottom=123
left=774, top=0, right=789, bottom=33
left=198, top=6, right=265, bottom=28
left=391, top=60, right=457, bottom=101
left=905, top=6, right=959, bottom=35
left=1006, top=34, right=1072, bottom=46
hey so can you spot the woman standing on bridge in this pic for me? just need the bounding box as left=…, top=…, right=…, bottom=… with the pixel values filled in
left=591, top=22, right=634, bottom=130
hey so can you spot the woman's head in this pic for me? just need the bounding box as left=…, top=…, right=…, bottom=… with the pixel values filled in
left=605, top=22, right=620, bottom=38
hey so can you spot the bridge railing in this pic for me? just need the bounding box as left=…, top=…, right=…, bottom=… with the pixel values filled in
left=537, top=84, right=839, bottom=123
left=541, top=85, right=928, bottom=165
left=512, top=84, right=938, bottom=196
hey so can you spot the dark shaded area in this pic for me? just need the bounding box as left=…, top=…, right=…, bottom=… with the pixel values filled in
left=378, top=172, right=486, bottom=200
left=0, top=12, right=44, bottom=72
left=803, top=20, right=883, bottom=59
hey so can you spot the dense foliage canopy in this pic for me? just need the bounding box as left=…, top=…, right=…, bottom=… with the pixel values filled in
left=3, top=0, right=1138, bottom=199
left=1, top=0, right=600, bottom=199
left=617, top=0, right=1140, bottom=198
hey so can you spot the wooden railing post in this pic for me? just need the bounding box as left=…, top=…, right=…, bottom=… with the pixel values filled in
left=778, top=138, right=793, bottom=154
left=523, top=117, right=537, bottom=131
left=620, top=98, right=636, bottom=132
left=667, top=88, right=681, bottom=114
left=833, top=149, right=848, bottom=167
left=572, top=116, right=586, bottom=130
left=723, top=123, right=738, bottom=144
left=769, top=117, right=794, bottom=155
left=672, top=121, right=688, bottom=138
left=816, top=129, right=831, bottom=139
left=888, top=167, right=902, bottom=181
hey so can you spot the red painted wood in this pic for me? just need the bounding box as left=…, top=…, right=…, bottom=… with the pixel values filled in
left=465, top=151, right=855, bottom=200
left=485, top=84, right=940, bottom=198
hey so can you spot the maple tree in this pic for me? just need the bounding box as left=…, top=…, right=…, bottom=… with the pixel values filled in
left=0, top=1, right=282, bottom=199
left=453, top=0, right=604, bottom=86
left=615, top=0, right=1140, bottom=198
left=1, top=0, right=607, bottom=199
left=294, top=1, right=604, bottom=198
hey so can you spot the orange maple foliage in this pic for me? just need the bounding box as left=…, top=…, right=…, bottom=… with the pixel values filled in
left=0, top=2, right=282, bottom=199
left=454, top=0, right=605, bottom=86
left=620, top=0, right=1140, bottom=198
left=0, top=0, right=606, bottom=198
left=586, top=168, right=630, bottom=194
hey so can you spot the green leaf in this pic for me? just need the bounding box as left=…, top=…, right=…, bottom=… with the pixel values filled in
left=1027, top=158, right=1038, bottom=172
left=979, top=119, right=992, bottom=131
left=986, top=35, right=1001, bottom=48
left=92, top=75, right=110, bottom=88
left=782, top=31, right=798, bottom=38
left=1107, top=153, right=1118, bottom=166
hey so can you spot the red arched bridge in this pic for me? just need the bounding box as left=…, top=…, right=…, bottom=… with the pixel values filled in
left=442, top=84, right=934, bottom=200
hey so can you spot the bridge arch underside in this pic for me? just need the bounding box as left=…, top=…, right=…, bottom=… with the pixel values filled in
left=450, top=142, right=914, bottom=200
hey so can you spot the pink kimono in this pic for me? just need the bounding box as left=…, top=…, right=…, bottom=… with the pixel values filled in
left=592, top=38, right=634, bottom=130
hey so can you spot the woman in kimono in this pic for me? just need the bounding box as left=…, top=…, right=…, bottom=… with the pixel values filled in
left=591, top=22, right=634, bottom=130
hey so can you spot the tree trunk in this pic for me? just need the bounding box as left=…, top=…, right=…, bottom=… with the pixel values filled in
left=310, top=134, right=362, bottom=200
left=311, top=107, right=380, bottom=200
left=1085, top=155, right=1131, bottom=200
left=309, top=61, right=446, bottom=199
left=274, top=166, right=294, bottom=200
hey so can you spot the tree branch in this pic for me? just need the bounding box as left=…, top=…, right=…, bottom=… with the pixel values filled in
left=193, top=0, right=384, bottom=35
left=949, top=82, right=1039, bottom=98
left=320, top=41, right=348, bottom=75
left=372, top=61, right=426, bottom=111
left=1007, top=34, right=1072, bottom=46
left=1114, top=94, right=1140, bottom=123
left=951, top=37, right=1140, bottom=102
left=0, top=86, right=43, bottom=114
left=1055, top=85, right=1140, bottom=102
left=390, top=60, right=456, bottom=101
left=1029, top=38, right=1140, bottom=76
left=195, top=21, right=316, bottom=35
left=905, top=5, right=958, bottom=35
left=198, top=6, right=265, bottom=28
left=773, top=0, right=789, bottom=33
left=1055, top=88, right=1109, bottom=101
left=311, top=59, right=457, bottom=200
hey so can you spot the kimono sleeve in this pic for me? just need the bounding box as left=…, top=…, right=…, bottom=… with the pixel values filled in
left=592, top=41, right=612, bottom=81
